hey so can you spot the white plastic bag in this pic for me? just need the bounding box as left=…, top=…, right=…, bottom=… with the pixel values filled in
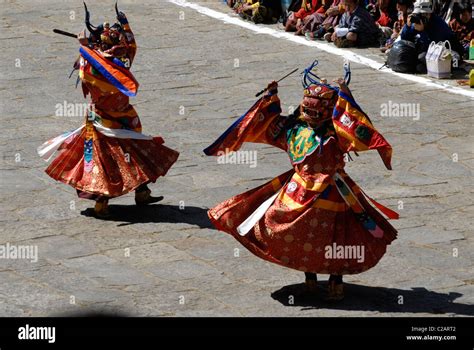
left=426, top=40, right=452, bottom=79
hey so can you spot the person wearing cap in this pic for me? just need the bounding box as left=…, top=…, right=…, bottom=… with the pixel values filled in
left=401, top=0, right=463, bottom=55
left=374, top=0, right=399, bottom=28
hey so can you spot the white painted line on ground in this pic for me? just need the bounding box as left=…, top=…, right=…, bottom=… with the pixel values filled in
left=168, top=0, right=474, bottom=99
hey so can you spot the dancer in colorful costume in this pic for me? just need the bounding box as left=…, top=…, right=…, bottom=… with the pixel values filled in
left=38, top=3, right=179, bottom=218
left=204, top=61, right=398, bottom=300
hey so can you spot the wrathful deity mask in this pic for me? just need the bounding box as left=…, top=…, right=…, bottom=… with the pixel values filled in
left=300, top=84, right=337, bottom=127
left=84, top=2, right=126, bottom=50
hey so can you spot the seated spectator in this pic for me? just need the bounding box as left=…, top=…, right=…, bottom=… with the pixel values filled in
left=233, top=0, right=281, bottom=23
left=432, top=0, right=451, bottom=20
left=395, top=0, right=415, bottom=28
left=325, top=0, right=382, bottom=47
left=381, top=0, right=414, bottom=51
left=401, top=0, right=463, bottom=53
left=452, top=1, right=472, bottom=21
left=400, top=0, right=464, bottom=72
left=400, top=6, right=429, bottom=52
left=366, top=0, right=380, bottom=19
left=376, top=0, right=399, bottom=27
left=297, top=0, right=335, bottom=36
left=303, top=0, right=346, bottom=39
left=449, top=4, right=474, bottom=57
left=285, top=0, right=325, bottom=33
left=375, top=0, right=399, bottom=43
left=433, top=0, right=472, bottom=22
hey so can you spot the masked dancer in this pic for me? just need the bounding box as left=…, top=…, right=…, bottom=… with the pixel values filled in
left=38, top=3, right=179, bottom=218
left=204, top=61, right=398, bottom=300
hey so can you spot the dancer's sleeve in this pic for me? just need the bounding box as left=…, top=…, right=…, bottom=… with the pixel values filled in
left=203, top=93, right=288, bottom=156
left=117, top=12, right=137, bottom=64
left=332, top=90, right=393, bottom=170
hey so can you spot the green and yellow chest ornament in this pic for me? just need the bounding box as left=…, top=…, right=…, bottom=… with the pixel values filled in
left=286, top=124, right=321, bottom=164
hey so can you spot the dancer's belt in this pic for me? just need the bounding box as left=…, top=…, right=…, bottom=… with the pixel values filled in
left=37, top=109, right=153, bottom=162
left=236, top=171, right=398, bottom=238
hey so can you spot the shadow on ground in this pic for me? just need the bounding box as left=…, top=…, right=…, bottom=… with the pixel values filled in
left=271, top=282, right=474, bottom=316
left=53, top=310, right=132, bottom=317
left=81, top=204, right=213, bottom=229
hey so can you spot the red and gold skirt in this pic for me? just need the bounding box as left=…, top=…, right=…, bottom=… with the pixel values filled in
left=45, top=126, right=179, bottom=199
left=209, top=170, right=397, bottom=275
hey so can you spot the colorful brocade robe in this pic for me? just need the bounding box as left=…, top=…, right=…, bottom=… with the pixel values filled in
left=38, top=21, right=179, bottom=199
left=204, top=90, right=398, bottom=275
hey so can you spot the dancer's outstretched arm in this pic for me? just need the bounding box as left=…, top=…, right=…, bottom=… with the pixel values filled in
left=204, top=82, right=289, bottom=156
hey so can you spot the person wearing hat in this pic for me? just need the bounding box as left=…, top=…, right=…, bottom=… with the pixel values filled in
left=204, top=62, right=398, bottom=301
left=400, top=0, right=431, bottom=51
left=401, top=0, right=463, bottom=54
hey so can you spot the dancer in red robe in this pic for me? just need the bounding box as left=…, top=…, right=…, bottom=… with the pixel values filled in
left=38, top=3, right=179, bottom=218
left=204, top=61, right=398, bottom=300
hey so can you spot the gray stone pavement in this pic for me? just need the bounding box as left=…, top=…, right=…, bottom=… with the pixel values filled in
left=0, top=0, right=473, bottom=317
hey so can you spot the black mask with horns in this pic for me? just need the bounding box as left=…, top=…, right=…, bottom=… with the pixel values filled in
left=84, top=1, right=124, bottom=44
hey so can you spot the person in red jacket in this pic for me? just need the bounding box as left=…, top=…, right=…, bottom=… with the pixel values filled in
left=286, top=0, right=326, bottom=34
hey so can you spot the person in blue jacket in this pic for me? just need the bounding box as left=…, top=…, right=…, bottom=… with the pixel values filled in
left=400, top=0, right=462, bottom=52
left=400, top=0, right=463, bottom=72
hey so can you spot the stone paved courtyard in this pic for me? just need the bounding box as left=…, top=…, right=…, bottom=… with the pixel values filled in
left=0, top=0, right=473, bottom=316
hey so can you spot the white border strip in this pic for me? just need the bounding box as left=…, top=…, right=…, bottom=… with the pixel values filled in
left=168, top=0, right=474, bottom=99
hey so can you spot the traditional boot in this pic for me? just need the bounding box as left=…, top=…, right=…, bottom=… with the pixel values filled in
left=279, top=272, right=318, bottom=298
left=304, top=272, right=318, bottom=294
left=327, top=275, right=344, bottom=301
left=135, top=185, right=163, bottom=206
left=94, top=199, right=111, bottom=218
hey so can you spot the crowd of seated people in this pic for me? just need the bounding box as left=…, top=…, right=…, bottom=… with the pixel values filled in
left=225, top=0, right=473, bottom=59
left=300, top=0, right=345, bottom=40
